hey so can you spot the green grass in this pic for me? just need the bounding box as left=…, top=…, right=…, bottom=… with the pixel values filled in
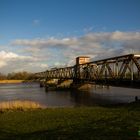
left=0, top=103, right=140, bottom=140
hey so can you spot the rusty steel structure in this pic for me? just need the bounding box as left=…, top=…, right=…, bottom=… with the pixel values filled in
left=35, top=54, right=140, bottom=84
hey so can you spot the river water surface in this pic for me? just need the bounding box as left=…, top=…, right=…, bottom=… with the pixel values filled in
left=0, top=83, right=140, bottom=107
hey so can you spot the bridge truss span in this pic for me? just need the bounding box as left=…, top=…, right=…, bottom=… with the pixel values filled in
left=35, top=54, right=140, bottom=83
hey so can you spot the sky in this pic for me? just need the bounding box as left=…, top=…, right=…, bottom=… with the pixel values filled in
left=0, top=0, right=140, bottom=73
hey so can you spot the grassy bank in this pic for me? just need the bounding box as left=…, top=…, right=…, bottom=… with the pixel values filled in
left=0, top=103, right=140, bottom=140
left=0, top=80, right=24, bottom=84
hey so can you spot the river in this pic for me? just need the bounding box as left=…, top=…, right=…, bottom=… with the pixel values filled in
left=0, top=83, right=139, bottom=107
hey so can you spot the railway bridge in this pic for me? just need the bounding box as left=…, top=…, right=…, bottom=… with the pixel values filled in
left=35, top=54, right=140, bottom=88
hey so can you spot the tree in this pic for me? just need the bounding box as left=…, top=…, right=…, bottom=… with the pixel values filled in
left=0, top=73, right=7, bottom=80
left=7, top=71, right=35, bottom=80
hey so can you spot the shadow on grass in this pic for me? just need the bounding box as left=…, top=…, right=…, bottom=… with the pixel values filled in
left=98, top=101, right=140, bottom=110
left=0, top=125, right=139, bottom=140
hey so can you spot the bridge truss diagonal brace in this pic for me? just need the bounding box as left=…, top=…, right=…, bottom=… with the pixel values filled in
left=98, top=62, right=114, bottom=79
left=132, top=57, right=140, bottom=72
left=89, top=65, right=98, bottom=80
left=106, top=63, right=114, bottom=78
left=119, top=58, right=131, bottom=79
left=98, top=63, right=106, bottom=78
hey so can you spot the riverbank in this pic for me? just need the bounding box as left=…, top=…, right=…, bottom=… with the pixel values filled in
left=0, top=102, right=139, bottom=140
left=0, top=80, right=25, bottom=84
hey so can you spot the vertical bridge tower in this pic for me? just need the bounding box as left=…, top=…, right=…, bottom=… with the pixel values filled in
left=76, top=56, right=90, bottom=65
left=75, top=56, right=90, bottom=82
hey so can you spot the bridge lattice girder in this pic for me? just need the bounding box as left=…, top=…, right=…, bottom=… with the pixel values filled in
left=35, top=54, right=140, bottom=81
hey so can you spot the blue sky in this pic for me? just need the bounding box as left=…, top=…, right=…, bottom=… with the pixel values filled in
left=0, top=0, right=140, bottom=73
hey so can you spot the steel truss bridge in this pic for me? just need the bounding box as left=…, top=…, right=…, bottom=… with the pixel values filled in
left=35, top=54, right=140, bottom=86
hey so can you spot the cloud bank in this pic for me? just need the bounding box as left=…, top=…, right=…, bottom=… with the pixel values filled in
left=1, top=31, right=140, bottom=73
left=0, top=51, right=48, bottom=73
left=12, top=31, right=140, bottom=47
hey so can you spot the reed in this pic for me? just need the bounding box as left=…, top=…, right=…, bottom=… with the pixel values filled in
left=0, top=80, right=24, bottom=84
left=0, top=100, right=44, bottom=111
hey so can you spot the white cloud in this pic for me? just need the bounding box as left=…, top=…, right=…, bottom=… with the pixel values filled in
left=8, top=31, right=140, bottom=71
left=0, top=51, right=18, bottom=60
left=28, top=63, right=48, bottom=68
left=0, top=61, right=7, bottom=68
left=0, top=51, right=46, bottom=73
left=40, top=64, right=48, bottom=68
left=81, top=31, right=140, bottom=42
left=33, top=19, right=40, bottom=25
left=83, top=26, right=94, bottom=33
left=11, top=31, right=140, bottom=48
left=0, top=51, right=33, bottom=68
left=0, top=51, right=18, bottom=68
left=110, top=31, right=140, bottom=41
left=11, top=37, right=78, bottom=48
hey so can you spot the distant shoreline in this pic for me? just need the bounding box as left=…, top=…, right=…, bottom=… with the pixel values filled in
left=0, top=80, right=25, bottom=84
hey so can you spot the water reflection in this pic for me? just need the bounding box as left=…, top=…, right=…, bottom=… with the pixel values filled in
left=0, top=83, right=139, bottom=107
left=70, top=90, right=119, bottom=106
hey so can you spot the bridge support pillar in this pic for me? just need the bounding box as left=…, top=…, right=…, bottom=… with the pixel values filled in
left=131, top=60, right=134, bottom=81
left=40, top=81, right=45, bottom=88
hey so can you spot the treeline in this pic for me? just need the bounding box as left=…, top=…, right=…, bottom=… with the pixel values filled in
left=0, top=72, right=35, bottom=80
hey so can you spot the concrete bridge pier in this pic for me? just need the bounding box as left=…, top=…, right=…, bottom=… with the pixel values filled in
left=40, top=82, right=43, bottom=87
left=40, top=81, right=46, bottom=87
left=57, top=79, right=73, bottom=90
left=44, top=79, right=58, bottom=90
